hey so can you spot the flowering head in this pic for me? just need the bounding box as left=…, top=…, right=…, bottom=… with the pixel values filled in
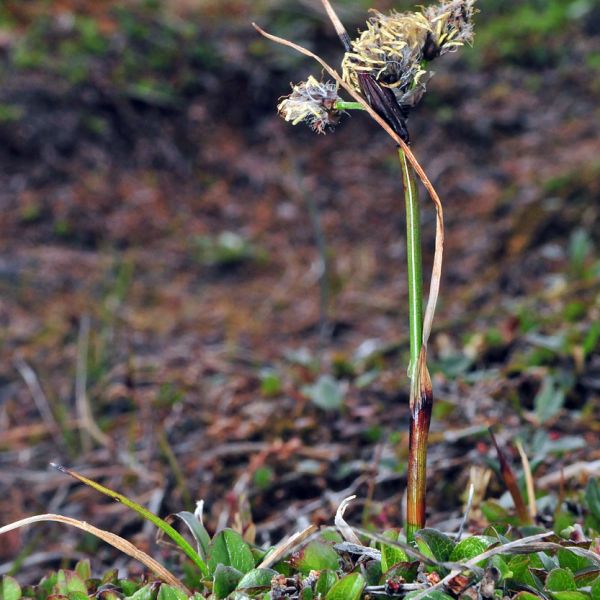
left=274, top=1, right=476, bottom=139
left=422, top=0, right=477, bottom=60
left=277, top=76, right=342, bottom=134
left=342, top=0, right=477, bottom=108
left=342, top=10, right=430, bottom=107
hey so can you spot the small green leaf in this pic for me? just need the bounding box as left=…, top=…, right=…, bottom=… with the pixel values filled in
left=591, top=576, right=600, bottom=600
left=208, top=529, right=255, bottom=575
left=213, top=565, right=243, bottom=599
left=450, top=536, right=496, bottom=562
left=96, top=592, right=120, bottom=600
left=380, top=530, right=409, bottom=573
left=55, top=571, right=87, bottom=596
left=569, top=228, right=592, bottom=274
left=119, top=580, right=142, bottom=596
left=415, top=529, right=455, bottom=561
left=260, top=369, right=282, bottom=397
left=575, top=569, right=600, bottom=587
left=125, top=584, right=155, bottom=600
left=293, top=541, right=340, bottom=574
left=558, top=549, right=593, bottom=572
left=585, top=479, right=600, bottom=521
left=101, top=569, right=119, bottom=585
left=405, top=590, right=455, bottom=600
left=551, top=592, right=590, bottom=600
left=325, top=573, right=365, bottom=600
left=489, top=556, right=512, bottom=582
left=54, top=571, right=68, bottom=595
left=380, top=562, right=420, bottom=584
left=38, top=573, right=58, bottom=596
left=583, top=322, right=600, bottom=357
left=315, top=571, right=338, bottom=597
left=303, top=375, right=344, bottom=411
left=534, top=376, right=565, bottom=423
left=539, top=552, right=559, bottom=572
left=508, top=554, right=544, bottom=588
left=64, top=572, right=87, bottom=595
left=157, top=585, right=189, bottom=600
left=546, top=568, right=577, bottom=592
left=174, top=511, right=211, bottom=560
left=236, top=568, right=278, bottom=592
left=74, top=560, right=91, bottom=581
left=67, top=592, right=88, bottom=600
left=365, top=559, right=382, bottom=585
left=1, top=577, right=22, bottom=600
left=512, top=592, right=544, bottom=600
left=320, top=530, right=343, bottom=544
left=253, top=466, right=274, bottom=490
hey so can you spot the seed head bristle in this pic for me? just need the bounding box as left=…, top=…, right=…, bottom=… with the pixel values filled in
left=423, top=0, right=477, bottom=56
left=277, top=75, right=342, bottom=134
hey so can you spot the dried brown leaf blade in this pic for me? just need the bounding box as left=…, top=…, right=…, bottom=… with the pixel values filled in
left=257, top=524, right=318, bottom=569
left=51, top=463, right=209, bottom=577
left=0, top=513, right=188, bottom=591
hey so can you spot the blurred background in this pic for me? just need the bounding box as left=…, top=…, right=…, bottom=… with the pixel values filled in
left=0, top=0, right=599, bottom=580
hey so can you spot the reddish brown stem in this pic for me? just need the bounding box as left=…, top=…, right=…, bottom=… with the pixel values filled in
left=489, top=429, right=532, bottom=524
left=406, top=350, right=433, bottom=541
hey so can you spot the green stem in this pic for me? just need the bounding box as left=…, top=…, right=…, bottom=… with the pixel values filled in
left=334, top=101, right=365, bottom=111
left=399, top=148, right=428, bottom=543
left=399, top=148, right=423, bottom=380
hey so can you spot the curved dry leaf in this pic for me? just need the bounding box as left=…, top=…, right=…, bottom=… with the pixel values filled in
left=334, top=495, right=362, bottom=545
left=0, top=513, right=189, bottom=592
left=257, top=524, right=318, bottom=569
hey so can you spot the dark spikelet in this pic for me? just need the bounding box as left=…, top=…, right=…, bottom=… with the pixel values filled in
left=342, top=0, right=477, bottom=142
left=357, top=73, right=410, bottom=143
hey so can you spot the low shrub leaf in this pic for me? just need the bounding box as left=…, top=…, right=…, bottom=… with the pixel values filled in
left=0, top=577, right=21, bottom=600
left=415, top=529, right=455, bottom=562
left=208, top=529, right=255, bottom=576
left=324, top=573, right=365, bottom=600
left=212, top=565, right=243, bottom=599
left=546, top=568, right=577, bottom=592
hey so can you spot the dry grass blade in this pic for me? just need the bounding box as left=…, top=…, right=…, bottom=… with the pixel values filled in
left=13, top=357, right=64, bottom=449
left=252, top=23, right=444, bottom=350
left=76, top=315, right=112, bottom=451
left=516, top=440, right=536, bottom=519
left=536, top=460, right=600, bottom=489
left=320, top=0, right=351, bottom=50
left=455, top=483, right=475, bottom=542
left=0, top=513, right=189, bottom=592
left=257, top=524, right=318, bottom=569
left=334, top=495, right=362, bottom=545
left=51, top=463, right=209, bottom=577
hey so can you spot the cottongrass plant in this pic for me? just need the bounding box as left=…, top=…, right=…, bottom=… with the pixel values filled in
left=258, top=0, right=477, bottom=542
left=3, top=6, right=600, bottom=598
